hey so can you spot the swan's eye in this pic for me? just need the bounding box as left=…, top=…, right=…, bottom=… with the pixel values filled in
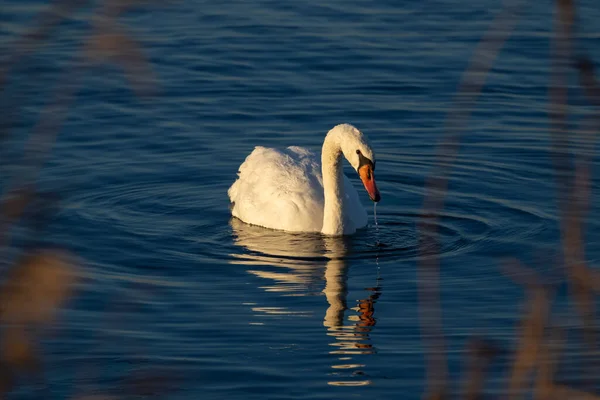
left=356, top=150, right=361, bottom=155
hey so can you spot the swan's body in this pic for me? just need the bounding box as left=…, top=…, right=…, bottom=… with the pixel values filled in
left=228, top=145, right=367, bottom=233
left=228, top=124, right=380, bottom=236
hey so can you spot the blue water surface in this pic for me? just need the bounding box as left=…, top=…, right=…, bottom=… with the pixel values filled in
left=1, top=0, right=600, bottom=398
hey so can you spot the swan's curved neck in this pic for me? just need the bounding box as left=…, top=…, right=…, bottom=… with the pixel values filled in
left=321, top=132, right=345, bottom=235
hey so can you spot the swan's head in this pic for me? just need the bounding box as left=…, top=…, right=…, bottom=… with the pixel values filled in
left=333, top=123, right=381, bottom=203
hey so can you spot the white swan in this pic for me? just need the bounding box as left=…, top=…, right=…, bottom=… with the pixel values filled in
left=228, top=123, right=380, bottom=235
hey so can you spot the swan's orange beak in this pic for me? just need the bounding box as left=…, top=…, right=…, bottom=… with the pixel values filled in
left=358, top=164, right=380, bottom=202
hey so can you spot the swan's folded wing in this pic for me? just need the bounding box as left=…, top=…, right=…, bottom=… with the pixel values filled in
left=228, top=146, right=325, bottom=232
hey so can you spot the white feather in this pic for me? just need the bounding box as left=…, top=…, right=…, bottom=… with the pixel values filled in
left=228, top=124, right=375, bottom=235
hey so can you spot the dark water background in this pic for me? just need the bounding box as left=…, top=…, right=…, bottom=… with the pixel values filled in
left=1, top=0, right=600, bottom=398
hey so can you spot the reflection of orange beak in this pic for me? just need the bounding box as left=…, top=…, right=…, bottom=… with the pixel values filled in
left=358, top=164, right=380, bottom=202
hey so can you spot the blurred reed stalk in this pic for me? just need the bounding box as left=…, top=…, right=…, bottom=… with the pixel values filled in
left=418, top=0, right=599, bottom=398
left=0, top=0, right=163, bottom=397
left=417, top=0, right=524, bottom=397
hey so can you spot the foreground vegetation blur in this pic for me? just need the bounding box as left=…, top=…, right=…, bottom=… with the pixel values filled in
left=0, top=0, right=598, bottom=398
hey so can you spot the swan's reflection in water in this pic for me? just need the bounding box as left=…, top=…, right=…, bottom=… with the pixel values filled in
left=229, top=218, right=382, bottom=386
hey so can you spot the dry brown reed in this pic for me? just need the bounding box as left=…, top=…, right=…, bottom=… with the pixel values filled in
left=0, top=0, right=162, bottom=398
left=418, top=0, right=600, bottom=398
left=418, top=0, right=525, bottom=398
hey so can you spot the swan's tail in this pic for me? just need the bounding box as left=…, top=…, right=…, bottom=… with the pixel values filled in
left=228, top=146, right=265, bottom=212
